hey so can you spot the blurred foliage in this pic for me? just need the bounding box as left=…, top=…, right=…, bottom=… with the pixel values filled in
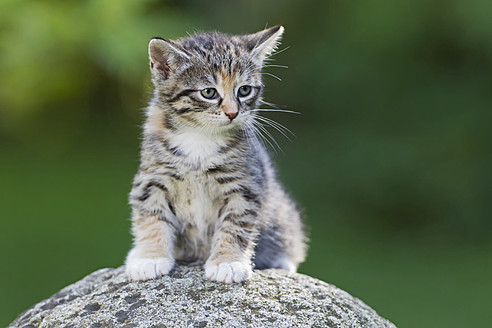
left=1, top=0, right=492, bottom=327
left=0, top=0, right=196, bottom=145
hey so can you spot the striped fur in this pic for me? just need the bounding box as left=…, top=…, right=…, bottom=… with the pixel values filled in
left=125, top=26, right=307, bottom=283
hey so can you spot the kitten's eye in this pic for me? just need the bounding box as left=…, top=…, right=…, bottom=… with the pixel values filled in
left=200, top=88, right=217, bottom=99
left=237, top=85, right=252, bottom=97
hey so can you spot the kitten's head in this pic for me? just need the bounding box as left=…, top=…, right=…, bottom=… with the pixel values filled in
left=148, top=26, right=284, bottom=132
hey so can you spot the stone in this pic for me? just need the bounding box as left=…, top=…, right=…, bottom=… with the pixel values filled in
left=9, top=264, right=397, bottom=328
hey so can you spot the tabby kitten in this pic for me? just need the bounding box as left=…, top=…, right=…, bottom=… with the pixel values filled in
left=126, top=26, right=307, bottom=283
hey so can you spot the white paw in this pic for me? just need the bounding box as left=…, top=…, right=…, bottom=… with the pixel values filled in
left=125, top=255, right=174, bottom=281
left=204, top=261, right=252, bottom=283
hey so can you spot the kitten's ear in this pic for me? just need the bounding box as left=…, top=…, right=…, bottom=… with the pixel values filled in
left=148, top=38, right=190, bottom=80
left=245, top=25, right=284, bottom=64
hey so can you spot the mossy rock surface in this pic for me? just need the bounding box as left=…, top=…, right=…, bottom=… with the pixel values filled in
left=9, top=264, right=396, bottom=328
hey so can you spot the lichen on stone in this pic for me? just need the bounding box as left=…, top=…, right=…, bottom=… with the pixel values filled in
left=9, top=265, right=396, bottom=328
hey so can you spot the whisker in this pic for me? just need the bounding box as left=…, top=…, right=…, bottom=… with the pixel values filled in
left=254, top=115, right=294, bottom=134
left=263, top=64, right=289, bottom=69
left=269, top=46, right=290, bottom=57
left=261, top=72, right=282, bottom=81
left=254, top=116, right=295, bottom=140
left=247, top=120, right=270, bottom=150
left=256, top=128, right=278, bottom=154
left=250, top=108, right=300, bottom=115
left=260, top=100, right=280, bottom=109
left=243, top=121, right=264, bottom=152
left=255, top=121, right=291, bottom=144
left=252, top=120, right=283, bottom=153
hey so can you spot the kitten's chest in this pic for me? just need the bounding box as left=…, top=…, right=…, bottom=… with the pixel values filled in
left=168, top=172, right=223, bottom=260
left=160, top=129, right=238, bottom=256
left=170, top=172, right=222, bottom=227
left=169, top=130, right=229, bottom=170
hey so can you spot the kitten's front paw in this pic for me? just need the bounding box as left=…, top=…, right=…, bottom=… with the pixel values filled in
left=204, top=260, right=252, bottom=283
left=125, top=255, right=175, bottom=281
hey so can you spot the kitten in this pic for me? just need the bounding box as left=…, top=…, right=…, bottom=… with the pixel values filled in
left=125, top=26, right=307, bottom=283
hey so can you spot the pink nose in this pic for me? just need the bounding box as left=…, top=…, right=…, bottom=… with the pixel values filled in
left=225, top=111, right=238, bottom=120
left=222, top=97, right=238, bottom=121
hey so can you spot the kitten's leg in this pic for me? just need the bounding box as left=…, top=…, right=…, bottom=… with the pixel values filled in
left=204, top=216, right=256, bottom=283
left=254, top=226, right=298, bottom=273
left=205, top=196, right=259, bottom=283
left=125, top=212, right=176, bottom=281
left=254, top=198, right=307, bottom=273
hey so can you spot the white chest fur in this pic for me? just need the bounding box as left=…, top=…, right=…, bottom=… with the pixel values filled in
left=168, top=128, right=228, bottom=170
left=164, top=128, right=233, bottom=259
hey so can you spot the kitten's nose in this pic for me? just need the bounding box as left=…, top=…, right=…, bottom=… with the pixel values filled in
left=222, top=97, right=238, bottom=121
left=225, top=111, right=238, bottom=120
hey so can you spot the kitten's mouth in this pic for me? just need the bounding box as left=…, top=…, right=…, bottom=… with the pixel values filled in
left=203, top=112, right=242, bottom=129
left=218, top=119, right=242, bottom=131
left=220, top=120, right=236, bottom=127
left=211, top=114, right=239, bottom=126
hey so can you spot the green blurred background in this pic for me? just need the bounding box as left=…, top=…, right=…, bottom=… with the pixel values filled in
left=1, top=0, right=491, bottom=326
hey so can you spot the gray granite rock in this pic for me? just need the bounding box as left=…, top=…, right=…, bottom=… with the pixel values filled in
left=9, top=264, right=396, bottom=328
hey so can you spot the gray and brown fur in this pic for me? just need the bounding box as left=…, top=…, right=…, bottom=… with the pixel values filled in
left=126, top=26, right=307, bottom=283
